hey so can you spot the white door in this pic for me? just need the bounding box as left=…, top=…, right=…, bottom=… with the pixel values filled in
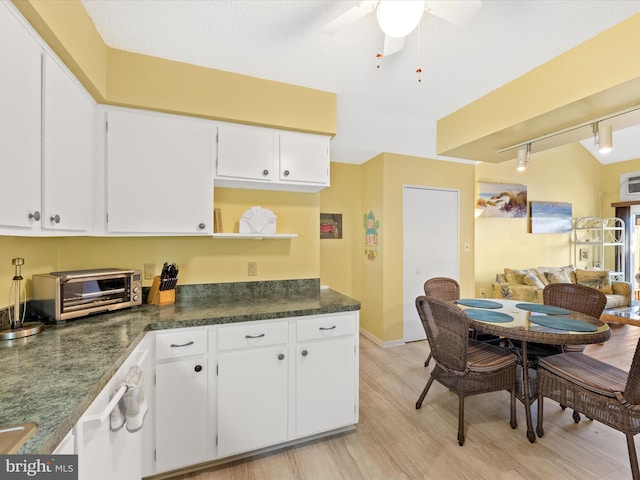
left=403, top=186, right=459, bottom=342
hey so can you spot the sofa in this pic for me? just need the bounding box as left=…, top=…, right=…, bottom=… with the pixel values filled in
left=491, top=265, right=632, bottom=309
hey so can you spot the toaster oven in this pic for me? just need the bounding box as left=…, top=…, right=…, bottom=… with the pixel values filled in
left=32, top=268, right=142, bottom=322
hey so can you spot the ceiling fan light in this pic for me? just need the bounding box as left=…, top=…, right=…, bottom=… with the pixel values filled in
left=376, top=0, right=425, bottom=38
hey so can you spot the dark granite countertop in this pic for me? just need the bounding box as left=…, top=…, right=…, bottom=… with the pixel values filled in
left=0, top=282, right=359, bottom=455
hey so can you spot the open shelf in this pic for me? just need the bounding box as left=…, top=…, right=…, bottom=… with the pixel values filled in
left=212, top=233, right=298, bottom=240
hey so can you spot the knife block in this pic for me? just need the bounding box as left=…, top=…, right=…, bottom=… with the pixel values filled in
left=147, top=276, right=176, bottom=305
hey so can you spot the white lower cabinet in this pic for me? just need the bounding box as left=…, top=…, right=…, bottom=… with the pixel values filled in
left=154, top=328, right=210, bottom=473
left=217, top=321, right=289, bottom=457
left=295, top=331, right=357, bottom=437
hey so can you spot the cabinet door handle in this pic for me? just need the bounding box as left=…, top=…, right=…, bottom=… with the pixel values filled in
left=245, top=333, right=265, bottom=339
left=277, top=353, right=285, bottom=360
left=170, top=341, right=194, bottom=347
left=301, top=349, right=308, bottom=357
left=262, top=169, right=269, bottom=176
left=28, top=211, right=41, bottom=221
left=194, top=364, right=203, bottom=372
left=319, top=326, right=336, bottom=331
left=198, top=223, right=206, bottom=230
left=50, top=214, right=61, bottom=224
left=283, top=170, right=290, bottom=177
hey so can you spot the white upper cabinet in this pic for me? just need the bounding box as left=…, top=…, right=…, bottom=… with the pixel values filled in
left=215, top=123, right=331, bottom=192
left=42, top=54, right=95, bottom=233
left=216, top=124, right=278, bottom=182
left=0, top=3, right=42, bottom=231
left=279, top=131, right=330, bottom=185
left=0, top=4, right=94, bottom=235
left=104, top=108, right=215, bottom=235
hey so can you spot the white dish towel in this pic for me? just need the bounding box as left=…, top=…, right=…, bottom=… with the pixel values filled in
left=110, top=365, right=148, bottom=433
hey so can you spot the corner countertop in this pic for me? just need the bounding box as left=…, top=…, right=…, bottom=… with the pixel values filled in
left=0, top=286, right=359, bottom=455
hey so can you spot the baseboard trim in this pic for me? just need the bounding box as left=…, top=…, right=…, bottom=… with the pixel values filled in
left=359, top=328, right=406, bottom=348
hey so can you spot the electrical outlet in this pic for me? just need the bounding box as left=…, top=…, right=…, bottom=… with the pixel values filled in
left=144, top=263, right=155, bottom=280
left=248, top=261, right=257, bottom=276
left=479, top=288, right=486, bottom=298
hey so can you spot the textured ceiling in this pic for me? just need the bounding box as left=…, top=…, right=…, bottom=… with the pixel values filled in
left=80, top=0, right=640, bottom=165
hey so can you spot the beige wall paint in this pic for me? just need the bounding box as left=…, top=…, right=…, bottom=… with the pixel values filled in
left=474, top=143, right=602, bottom=296
left=319, top=163, right=362, bottom=298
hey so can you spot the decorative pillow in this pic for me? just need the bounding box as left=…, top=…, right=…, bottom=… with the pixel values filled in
left=504, top=268, right=527, bottom=285
left=544, top=270, right=573, bottom=284
left=523, top=271, right=545, bottom=289
left=559, top=265, right=577, bottom=284
left=575, top=269, right=613, bottom=294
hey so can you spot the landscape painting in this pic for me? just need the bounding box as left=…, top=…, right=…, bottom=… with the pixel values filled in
left=530, top=201, right=572, bottom=234
left=476, top=182, right=527, bottom=218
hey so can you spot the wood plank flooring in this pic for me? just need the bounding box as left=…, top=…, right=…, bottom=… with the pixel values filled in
left=168, top=322, right=640, bottom=480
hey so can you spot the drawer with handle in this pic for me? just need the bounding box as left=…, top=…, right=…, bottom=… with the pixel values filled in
left=156, top=328, right=207, bottom=360
left=218, top=321, right=288, bottom=351
left=296, top=313, right=357, bottom=342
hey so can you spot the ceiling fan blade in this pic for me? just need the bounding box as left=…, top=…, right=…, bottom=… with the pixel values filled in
left=424, top=0, right=482, bottom=26
left=382, top=35, right=405, bottom=56
left=320, top=0, right=379, bottom=34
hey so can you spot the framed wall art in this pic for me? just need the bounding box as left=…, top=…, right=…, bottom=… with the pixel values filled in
left=476, top=182, right=527, bottom=218
left=320, top=213, right=342, bottom=239
left=529, top=201, right=572, bottom=234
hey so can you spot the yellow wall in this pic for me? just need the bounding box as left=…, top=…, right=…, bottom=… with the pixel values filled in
left=380, top=154, right=476, bottom=341
left=0, top=189, right=318, bottom=302
left=319, top=163, right=362, bottom=298
left=437, top=13, right=640, bottom=164
left=475, top=143, right=602, bottom=296
left=12, top=0, right=336, bottom=135
left=359, top=155, right=384, bottom=339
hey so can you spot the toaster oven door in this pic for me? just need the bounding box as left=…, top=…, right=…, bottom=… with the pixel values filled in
left=60, top=273, right=130, bottom=317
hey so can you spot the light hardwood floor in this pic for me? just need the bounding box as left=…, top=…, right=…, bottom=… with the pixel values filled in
left=169, top=322, right=640, bottom=480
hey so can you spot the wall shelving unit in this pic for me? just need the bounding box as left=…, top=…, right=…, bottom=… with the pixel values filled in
left=572, top=216, right=625, bottom=281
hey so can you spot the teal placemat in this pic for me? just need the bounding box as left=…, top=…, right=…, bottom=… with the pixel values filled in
left=465, top=309, right=513, bottom=323
left=516, top=303, right=571, bottom=315
left=528, top=315, right=597, bottom=332
left=456, top=299, right=502, bottom=309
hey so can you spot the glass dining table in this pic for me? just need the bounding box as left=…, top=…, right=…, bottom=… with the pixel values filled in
left=456, top=298, right=611, bottom=443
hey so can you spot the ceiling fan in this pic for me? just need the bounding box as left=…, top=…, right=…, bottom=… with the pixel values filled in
left=321, top=0, right=482, bottom=56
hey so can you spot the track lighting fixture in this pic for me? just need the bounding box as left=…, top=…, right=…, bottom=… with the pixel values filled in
left=593, top=122, right=613, bottom=154
left=516, top=144, right=531, bottom=171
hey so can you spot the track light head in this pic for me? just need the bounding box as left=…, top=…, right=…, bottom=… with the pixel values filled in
left=516, top=144, right=531, bottom=171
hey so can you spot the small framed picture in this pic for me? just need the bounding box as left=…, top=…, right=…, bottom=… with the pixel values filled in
left=579, top=248, right=590, bottom=261
left=320, top=213, right=342, bottom=239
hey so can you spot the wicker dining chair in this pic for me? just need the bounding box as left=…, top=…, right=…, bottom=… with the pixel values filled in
left=536, top=338, right=640, bottom=480
left=422, top=277, right=460, bottom=367
left=542, top=282, right=608, bottom=422
left=543, top=282, right=607, bottom=319
left=415, top=296, right=518, bottom=446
